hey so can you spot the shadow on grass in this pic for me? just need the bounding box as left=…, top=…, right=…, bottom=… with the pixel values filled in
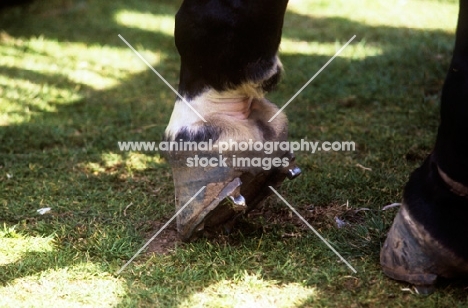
left=0, top=251, right=69, bottom=286
left=1, top=0, right=467, bottom=306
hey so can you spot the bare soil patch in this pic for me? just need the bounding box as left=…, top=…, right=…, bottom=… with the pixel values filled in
left=145, top=221, right=180, bottom=254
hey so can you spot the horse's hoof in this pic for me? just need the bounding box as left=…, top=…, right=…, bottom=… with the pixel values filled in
left=169, top=151, right=301, bottom=241
left=380, top=204, right=468, bottom=290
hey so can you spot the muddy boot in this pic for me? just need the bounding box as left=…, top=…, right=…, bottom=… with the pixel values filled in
left=380, top=156, right=468, bottom=293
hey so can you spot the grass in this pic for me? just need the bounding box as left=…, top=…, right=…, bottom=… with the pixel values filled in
left=0, top=0, right=467, bottom=306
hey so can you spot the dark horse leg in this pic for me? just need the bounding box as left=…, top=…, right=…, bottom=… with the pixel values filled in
left=381, top=0, right=468, bottom=292
left=164, top=0, right=300, bottom=241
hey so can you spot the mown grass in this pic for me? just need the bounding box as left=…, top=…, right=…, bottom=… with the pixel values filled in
left=1, top=0, right=467, bottom=307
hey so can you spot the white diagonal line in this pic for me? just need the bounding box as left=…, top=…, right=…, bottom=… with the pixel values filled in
left=269, top=186, right=357, bottom=274
left=118, top=34, right=207, bottom=123
left=268, top=35, right=356, bottom=122
left=116, top=186, right=206, bottom=275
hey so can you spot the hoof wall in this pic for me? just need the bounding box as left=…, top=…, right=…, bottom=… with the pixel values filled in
left=170, top=151, right=301, bottom=241
left=381, top=204, right=468, bottom=288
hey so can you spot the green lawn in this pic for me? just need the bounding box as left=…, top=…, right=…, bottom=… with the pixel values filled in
left=1, top=0, right=467, bottom=307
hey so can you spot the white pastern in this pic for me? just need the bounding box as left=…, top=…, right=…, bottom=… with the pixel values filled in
left=165, top=87, right=287, bottom=143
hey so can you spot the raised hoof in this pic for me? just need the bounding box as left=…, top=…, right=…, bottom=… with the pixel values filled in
left=170, top=151, right=300, bottom=242
left=380, top=204, right=468, bottom=291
